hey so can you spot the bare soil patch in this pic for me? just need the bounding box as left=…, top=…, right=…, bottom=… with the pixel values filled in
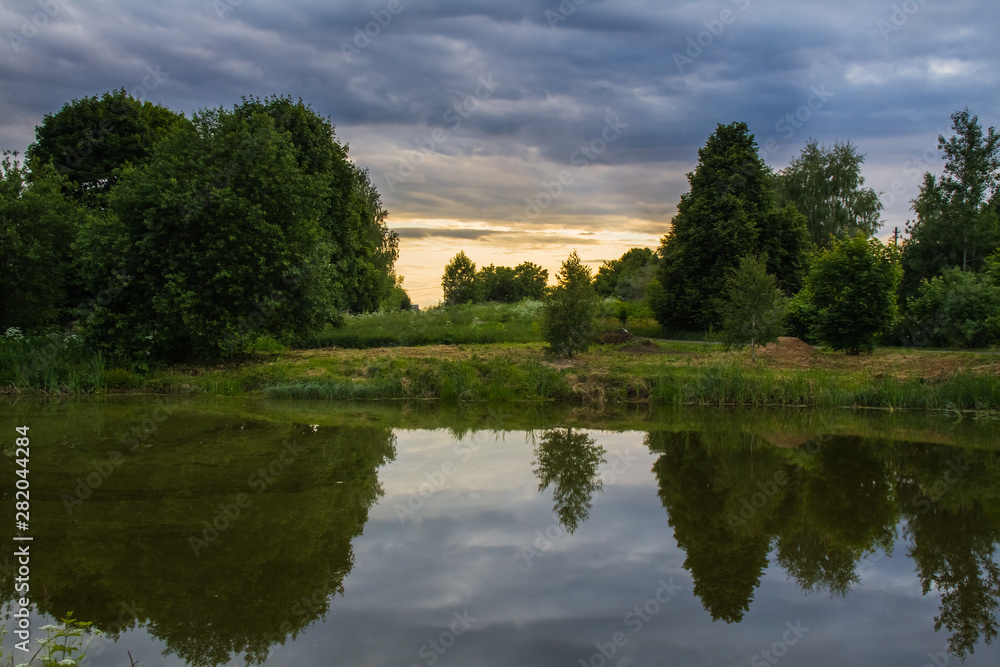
left=598, top=331, right=634, bottom=344
left=758, top=337, right=817, bottom=364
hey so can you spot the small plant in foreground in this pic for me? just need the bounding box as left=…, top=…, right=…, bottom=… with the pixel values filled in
left=0, top=612, right=104, bottom=666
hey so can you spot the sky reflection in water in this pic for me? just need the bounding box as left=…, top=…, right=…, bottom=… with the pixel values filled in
left=1, top=401, right=998, bottom=667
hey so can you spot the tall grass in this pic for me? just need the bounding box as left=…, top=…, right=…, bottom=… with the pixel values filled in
left=303, top=301, right=545, bottom=348
left=0, top=332, right=111, bottom=393
left=644, top=362, right=1000, bottom=412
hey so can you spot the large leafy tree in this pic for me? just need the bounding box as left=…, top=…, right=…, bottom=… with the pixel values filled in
left=542, top=251, right=599, bottom=356
left=758, top=203, right=811, bottom=295
left=902, top=108, right=1000, bottom=302
left=654, top=122, right=808, bottom=330
left=76, top=107, right=340, bottom=361
left=776, top=140, right=883, bottom=246
left=441, top=255, right=547, bottom=304
left=232, top=96, right=399, bottom=313
left=720, top=255, right=787, bottom=361
left=26, top=89, right=188, bottom=208
left=806, top=236, right=901, bottom=354
left=0, top=154, right=85, bottom=329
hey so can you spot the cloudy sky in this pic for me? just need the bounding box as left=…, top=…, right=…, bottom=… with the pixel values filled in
left=2, top=0, right=998, bottom=304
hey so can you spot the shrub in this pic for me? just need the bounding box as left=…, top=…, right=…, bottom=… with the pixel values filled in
left=907, top=268, right=1000, bottom=348
left=543, top=252, right=599, bottom=357
left=807, top=236, right=901, bottom=354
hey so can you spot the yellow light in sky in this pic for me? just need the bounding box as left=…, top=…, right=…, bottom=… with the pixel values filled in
left=391, top=218, right=664, bottom=307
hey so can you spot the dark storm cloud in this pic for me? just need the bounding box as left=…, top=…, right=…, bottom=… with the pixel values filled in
left=1, top=0, right=998, bottom=233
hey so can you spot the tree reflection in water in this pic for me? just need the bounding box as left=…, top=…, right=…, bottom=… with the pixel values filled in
left=5, top=403, right=1000, bottom=663
left=532, top=428, right=607, bottom=534
left=646, top=430, right=1000, bottom=658
left=1, top=412, right=396, bottom=667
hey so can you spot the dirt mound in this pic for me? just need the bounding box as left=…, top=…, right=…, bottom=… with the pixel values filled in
left=597, top=331, right=667, bottom=355
left=758, top=337, right=817, bottom=361
left=598, top=330, right=635, bottom=345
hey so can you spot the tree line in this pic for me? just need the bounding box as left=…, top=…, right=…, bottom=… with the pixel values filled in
left=0, top=90, right=401, bottom=361
left=440, top=107, right=1000, bottom=355
left=441, top=251, right=548, bottom=304
left=659, top=108, right=1000, bottom=354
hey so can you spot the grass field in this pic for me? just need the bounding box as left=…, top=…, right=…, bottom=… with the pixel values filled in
left=302, top=300, right=674, bottom=348
left=2, top=304, right=998, bottom=412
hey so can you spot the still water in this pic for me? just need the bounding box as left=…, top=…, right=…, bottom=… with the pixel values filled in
left=1, top=397, right=999, bottom=666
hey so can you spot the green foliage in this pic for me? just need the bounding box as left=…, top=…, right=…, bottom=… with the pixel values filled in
left=721, top=256, right=787, bottom=360
left=0, top=331, right=126, bottom=392
left=543, top=251, right=599, bottom=356
left=16, top=93, right=398, bottom=363
left=806, top=236, right=901, bottom=354
left=776, top=139, right=883, bottom=246
left=902, top=108, right=1000, bottom=302
left=379, top=276, right=412, bottom=312
left=593, top=247, right=659, bottom=301
left=907, top=268, right=1000, bottom=348
left=26, top=88, right=188, bottom=208
left=232, top=96, right=399, bottom=313
left=757, top=203, right=811, bottom=295
left=0, top=611, right=105, bottom=667
left=443, top=254, right=548, bottom=305
left=512, top=261, right=548, bottom=300
left=475, top=264, right=518, bottom=302
left=0, top=154, right=85, bottom=330
left=783, top=289, right=820, bottom=344
left=77, top=104, right=340, bottom=361
left=475, top=262, right=549, bottom=303
left=265, top=354, right=568, bottom=402
left=442, top=251, right=477, bottom=305
left=308, top=300, right=544, bottom=348
left=655, top=122, right=808, bottom=330
left=338, top=165, right=400, bottom=313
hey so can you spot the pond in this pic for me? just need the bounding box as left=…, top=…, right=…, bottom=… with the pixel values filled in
left=1, top=397, right=999, bottom=666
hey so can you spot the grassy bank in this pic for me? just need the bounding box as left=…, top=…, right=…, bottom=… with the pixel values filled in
left=3, top=308, right=999, bottom=412
left=36, top=340, right=987, bottom=413
left=252, top=343, right=1000, bottom=412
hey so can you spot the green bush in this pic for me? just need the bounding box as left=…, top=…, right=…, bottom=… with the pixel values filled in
left=103, top=367, right=142, bottom=388
left=784, top=289, right=820, bottom=344
left=807, top=236, right=901, bottom=354
left=907, top=268, right=1000, bottom=348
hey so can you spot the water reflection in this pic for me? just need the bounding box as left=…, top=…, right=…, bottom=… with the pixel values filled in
left=532, top=428, right=606, bottom=533
left=1, top=400, right=999, bottom=664
left=646, top=430, right=1000, bottom=657
left=0, top=402, right=395, bottom=666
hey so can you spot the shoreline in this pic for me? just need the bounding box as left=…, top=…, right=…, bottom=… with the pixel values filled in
left=4, top=339, right=999, bottom=413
